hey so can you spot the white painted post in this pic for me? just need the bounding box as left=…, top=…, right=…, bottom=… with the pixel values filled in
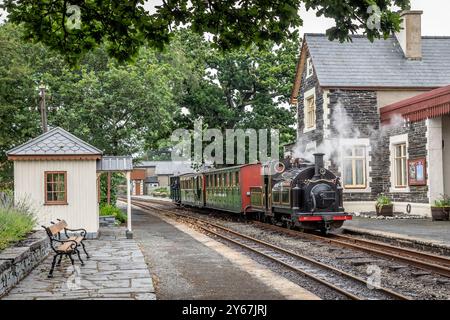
left=126, top=171, right=132, bottom=232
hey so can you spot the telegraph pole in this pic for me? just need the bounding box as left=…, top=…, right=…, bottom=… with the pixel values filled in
left=39, top=82, right=48, bottom=133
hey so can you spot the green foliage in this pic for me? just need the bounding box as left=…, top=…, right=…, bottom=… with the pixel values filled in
left=433, top=194, right=450, bottom=208
left=376, top=194, right=392, bottom=208
left=1, top=0, right=410, bottom=64
left=0, top=192, right=36, bottom=251
left=171, top=30, right=298, bottom=163
left=99, top=173, right=126, bottom=207
left=150, top=187, right=169, bottom=198
left=99, top=204, right=127, bottom=223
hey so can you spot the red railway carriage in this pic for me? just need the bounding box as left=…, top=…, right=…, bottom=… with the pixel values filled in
left=203, top=163, right=262, bottom=213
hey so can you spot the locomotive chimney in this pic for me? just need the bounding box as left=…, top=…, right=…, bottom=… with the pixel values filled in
left=313, top=153, right=325, bottom=180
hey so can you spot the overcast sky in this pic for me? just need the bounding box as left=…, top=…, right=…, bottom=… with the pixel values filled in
left=1, top=0, right=450, bottom=36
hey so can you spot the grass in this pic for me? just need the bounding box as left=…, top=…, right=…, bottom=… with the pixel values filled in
left=0, top=192, right=35, bottom=251
left=100, top=204, right=127, bottom=223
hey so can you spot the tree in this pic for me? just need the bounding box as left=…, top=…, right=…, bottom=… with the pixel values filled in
left=1, top=0, right=410, bottom=64
left=167, top=30, right=298, bottom=164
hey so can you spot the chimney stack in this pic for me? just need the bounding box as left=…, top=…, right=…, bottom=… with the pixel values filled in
left=395, top=10, right=423, bottom=60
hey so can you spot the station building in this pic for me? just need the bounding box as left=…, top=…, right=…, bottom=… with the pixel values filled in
left=288, top=10, right=450, bottom=216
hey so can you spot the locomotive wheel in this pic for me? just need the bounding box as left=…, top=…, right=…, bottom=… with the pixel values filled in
left=285, top=221, right=293, bottom=230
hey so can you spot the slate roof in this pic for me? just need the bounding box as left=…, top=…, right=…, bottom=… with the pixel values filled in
left=135, top=161, right=195, bottom=176
left=7, top=127, right=102, bottom=156
left=305, top=34, right=450, bottom=88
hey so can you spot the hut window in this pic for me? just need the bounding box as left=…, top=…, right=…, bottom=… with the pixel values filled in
left=343, top=146, right=366, bottom=189
left=45, top=171, right=67, bottom=204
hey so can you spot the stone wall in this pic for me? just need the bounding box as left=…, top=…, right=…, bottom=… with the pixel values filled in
left=376, top=120, right=429, bottom=203
left=297, top=50, right=324, bottom=146
left=0, top=231, right=49, bottom=297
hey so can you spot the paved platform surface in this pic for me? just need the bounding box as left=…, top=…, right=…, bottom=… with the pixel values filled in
left=131, top=206, right=319, bottom=300
left=2, top=227, right=155, bottom=300
left=344, top=217, right=450, bottom=246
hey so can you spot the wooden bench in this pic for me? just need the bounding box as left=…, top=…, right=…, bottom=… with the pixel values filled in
left=42, top=220, right=90, bottom=278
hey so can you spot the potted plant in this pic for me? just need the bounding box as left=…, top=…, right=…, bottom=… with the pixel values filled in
left=376, top=194, right=394, bottom=216
left=431, top=195, right=450, bottom=221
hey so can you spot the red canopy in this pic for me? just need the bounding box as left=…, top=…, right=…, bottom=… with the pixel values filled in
left=380, top=85, right=450, bottom=123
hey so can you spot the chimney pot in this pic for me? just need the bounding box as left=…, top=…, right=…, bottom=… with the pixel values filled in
left=395, top=10, right=423, bottom=60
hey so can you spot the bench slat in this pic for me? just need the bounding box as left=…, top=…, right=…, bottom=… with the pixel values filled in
left=48, top=220, right=68, bottom=235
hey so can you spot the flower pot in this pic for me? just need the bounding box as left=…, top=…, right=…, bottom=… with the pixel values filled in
left=376, top=204, right=394, bottom=216
left=431, top=207, right=449, bottom=221
left=443, top=207, right=450, bottom=221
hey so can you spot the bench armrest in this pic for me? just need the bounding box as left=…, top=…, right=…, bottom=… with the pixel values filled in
left=49, top=238, right=78, bottom=252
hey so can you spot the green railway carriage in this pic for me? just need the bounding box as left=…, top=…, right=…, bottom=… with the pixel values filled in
left=204, top=167, right=242, bottom=213
left=179, top=173, right=204, bottom=207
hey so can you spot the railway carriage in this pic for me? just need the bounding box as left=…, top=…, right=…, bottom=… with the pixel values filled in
left=204, top=164, right=261, bottom=213
left=170, top=153, right=352, bottom=233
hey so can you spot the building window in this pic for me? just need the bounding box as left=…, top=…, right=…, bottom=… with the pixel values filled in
left=306, top=57, right=314, bottom=78
left=394, top=143, right=407, bottom=188
left=45, top=171, right=67, bottom=204
left=303, top=88, right=316, bottom=133
left=343, top=146, right=366, bottom=189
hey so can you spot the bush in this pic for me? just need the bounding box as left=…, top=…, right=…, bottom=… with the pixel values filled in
left=434, top=194, right=450, bottom=207
left=0, top=192, right=35, bottom=251
left=376, top=194, right=392, bottom=208
left=151, top=186, right=169, bottom=197
left=100, top=204, right=127, bottom=223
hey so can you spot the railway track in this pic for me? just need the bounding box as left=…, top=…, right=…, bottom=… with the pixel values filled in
left=252, top=221, right=450, bottom=279
left=125, top=197, right=450, bottom=279
left=128, top=198, right=411, bottom=300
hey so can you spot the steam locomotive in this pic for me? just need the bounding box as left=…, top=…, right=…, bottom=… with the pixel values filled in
left=170, top=153, right=352, bottom=233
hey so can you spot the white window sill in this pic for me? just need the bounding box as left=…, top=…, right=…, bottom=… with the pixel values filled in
left=344, top=187, right=372, bottom=193
left=303, top=126, right=316, bottom=133
left=389, top=187, right=410, bottom=193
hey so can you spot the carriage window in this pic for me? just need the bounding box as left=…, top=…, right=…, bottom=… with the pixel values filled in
left=281, top=189, right=290, bottom=204
left=343, top=146, right=366, bottom=189
left=273, top=191, right=280, bottom=204
left=45, top=171, right=67, bottom=204
left=235, top=172, right=239, bottom=185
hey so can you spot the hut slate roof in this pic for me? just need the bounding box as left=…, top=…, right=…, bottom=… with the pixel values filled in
left=7, top=127, right=102, bottom=156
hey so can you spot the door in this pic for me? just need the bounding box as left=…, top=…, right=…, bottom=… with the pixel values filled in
left=135, top=181, right=141, bottom=195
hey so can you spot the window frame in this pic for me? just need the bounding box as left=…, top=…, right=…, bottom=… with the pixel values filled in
left=394, top=143, right=408, bottom=188
left=44, top=171, right=68, bottom=205
left=342, top=146, right=367, bottom=189
left=306, top=57, right=314, bottom=79
left=303, top=88, right=316, bottom=133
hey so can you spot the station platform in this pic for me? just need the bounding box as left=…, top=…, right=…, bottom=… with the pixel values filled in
left=343, top=217, right=450, bottom=250
left=2, top=227, right=156, bottom=300
left=129, top=205, right=320, bottom=300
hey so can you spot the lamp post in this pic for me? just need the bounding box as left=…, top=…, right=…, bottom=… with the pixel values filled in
left=39, top=82, right=48, bottom=133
